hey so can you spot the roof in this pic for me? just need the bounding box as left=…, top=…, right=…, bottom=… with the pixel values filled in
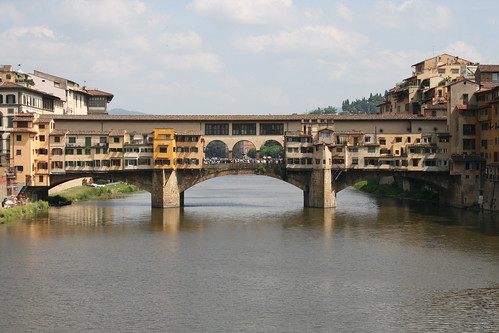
left=0, top=82, right=61, bottom=99
left=85, top=89, right=114, bottom=101
left=7, top=128, right=37, bottom=133
left=39, top=114, right=447, bottom=122
left=477, top=65, right=499, bottom=73
left=109, top=129, right=127, bottom=136
left=0, top=65, right=12, bottom=72
left=176, top=130, right=202, bottom=135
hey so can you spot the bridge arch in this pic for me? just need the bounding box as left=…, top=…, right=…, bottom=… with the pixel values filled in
left=232, top=140, right=256, bottom=159
left=205, top=140, right=229, bottom=159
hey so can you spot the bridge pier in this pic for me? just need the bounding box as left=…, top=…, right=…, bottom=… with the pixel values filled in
left=304, top=169, right=336, bottom=208
left=151, top=169, right=181, bottom=208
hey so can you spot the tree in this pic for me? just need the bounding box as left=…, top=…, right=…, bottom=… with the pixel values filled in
left=307, top=105, right=337, bottom=115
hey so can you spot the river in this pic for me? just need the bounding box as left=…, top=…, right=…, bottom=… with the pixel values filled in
left=0, top=175, right=498, bottom=333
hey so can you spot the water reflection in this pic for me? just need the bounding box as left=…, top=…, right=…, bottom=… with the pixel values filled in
left=0, top=176, right=498, bottom=333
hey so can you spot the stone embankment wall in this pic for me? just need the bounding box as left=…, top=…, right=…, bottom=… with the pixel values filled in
left=48, top=178, right=92, bottom=195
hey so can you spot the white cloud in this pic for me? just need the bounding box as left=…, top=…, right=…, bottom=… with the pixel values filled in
left=56, top=0, right=150, bottom=32
left=443, top=42, right=482, bottom=63
left=235, top=25, right=367, bottom=57
left=156, top=32, right=204, bottom=52
left=1, top=26, right=57, bottom=40
left=159, top=53, right=223, bottom=73
left=188, top=0, right=296, bottom=25
left=371, top=0, right=454, bottom=30
left=255, top=85, right=291, bottom=107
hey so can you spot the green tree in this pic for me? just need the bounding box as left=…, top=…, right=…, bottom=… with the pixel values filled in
left=307, top=105, right=337, bottom=115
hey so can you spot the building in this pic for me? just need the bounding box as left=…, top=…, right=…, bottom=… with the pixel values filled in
left=0, top=65, right=113, bottom=172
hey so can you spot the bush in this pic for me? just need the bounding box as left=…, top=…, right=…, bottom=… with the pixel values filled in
left=0, top=201, right=49, bottom=223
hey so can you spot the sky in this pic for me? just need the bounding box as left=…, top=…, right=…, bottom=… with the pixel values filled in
left=1, top=0, right=499, bottom=115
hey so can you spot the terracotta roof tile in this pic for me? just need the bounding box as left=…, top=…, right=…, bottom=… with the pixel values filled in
left=42, top=114, right=447, bottom=122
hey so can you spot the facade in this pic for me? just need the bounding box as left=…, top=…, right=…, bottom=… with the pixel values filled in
left=9, top=114, right=448, bottom=189
left=0, top=65, right=113, bottom=171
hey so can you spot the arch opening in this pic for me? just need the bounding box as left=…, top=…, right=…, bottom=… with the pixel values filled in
left=232, top=140, right=256, bottom=159
left=205, top=140, right=229, bottom=159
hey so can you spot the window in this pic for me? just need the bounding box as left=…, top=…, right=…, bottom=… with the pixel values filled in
left=39, top=124, right=45, bottom=129
left=365, top=137, right=371, bottom=143
left=68, top=137, right=76, bottom=144
left=113, top=137, right=120, bottom=143
left=51, top=161, right=63, bottom=169
left=138, top=158, right=151, bottom=165
left=52, top=148, right=63, bottom=155
left=451, top=69, right=459, bottom=74
left=15, top=166, right=23, bottom=172
left=367, top=147, right=376, bottom=153
left=85, top=149, right=91, bottom=155
left=111, top=159, right=121, bottom=166
left=463, top=94, right=469, bottom=105
left=100, top=137, right=107, bottom=143
left=37, top=162, right=48, bottom=169
left=54, top=136, right=61, bottom=143
left=232, top=123, right=256, bottom=135
left=395, top=137, right=402, bottom=142
left=379, top=139, right=386, bottom=145
left=125, top=159, right=137, bottom=166
left=159, top=147, right=168, bottom=153
left=39, top=135, right=45, bottom=142
left=6, top=94, right=16, bottom=104
left=260, top=123, right=283, bottom=135
left=39, top=176, right=44, bottom=182
left=463, top=124, right=476, bottom=135
left=65, top=148, right=74, bottom=155
left=190, top=147, right=198, bottom=152
left=77, top=149, right=82, bottom=155
left=16, top=149, right=21, bottom=155
left=205, top=123, right=229, bottom=135
left=463, top=139, right=476, bottom=150
left=438, top=69, right=445, bottom=74
left=16, top=135, right=22, bottom=141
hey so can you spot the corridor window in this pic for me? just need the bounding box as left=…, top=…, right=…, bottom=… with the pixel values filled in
left=205, top=124, right=229, bottom=135
left=260, top=123, right=283, bottom=135
left=232, top=123, right=256, bottom=135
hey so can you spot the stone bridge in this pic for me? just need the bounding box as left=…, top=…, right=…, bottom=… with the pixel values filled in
left=28, top=162, right=469, bottom=209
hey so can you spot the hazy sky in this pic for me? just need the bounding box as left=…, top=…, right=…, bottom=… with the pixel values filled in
left=1, top=0, right=498, bottom=115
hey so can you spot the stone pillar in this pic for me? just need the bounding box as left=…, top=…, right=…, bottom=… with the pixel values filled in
left=151, top=169, right=181, bottom=208
left=304, top=169, right=336, bottom=208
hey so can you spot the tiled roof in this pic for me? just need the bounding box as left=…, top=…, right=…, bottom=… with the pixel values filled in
left=0, top=65, right=13, bottom=72
left=176, top=130, right=202, bottom=135
left=7, top=128, right=37, bottom=133
left=109, top=129, right=127, bottom=136
left=86, top=89, right=114, bottom=101
left=478, top=65, right=499, bottom=72
left=62, top=130, right=109, bottom=135
left=0, top=82, right=60, bottom=99
left=40, top=114, right=447, bottom=122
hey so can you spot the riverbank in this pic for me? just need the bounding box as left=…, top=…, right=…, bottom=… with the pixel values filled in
left=48, top=183, right=141, bottom=206
left=353, top=179, right=439, bottom=202
left=0, top=201, right=49, bottom=224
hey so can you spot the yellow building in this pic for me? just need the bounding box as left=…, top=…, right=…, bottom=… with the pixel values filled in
left=153, top=128, right=176, bottom=169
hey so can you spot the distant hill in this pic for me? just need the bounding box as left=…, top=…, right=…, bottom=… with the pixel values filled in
left=108, top=108, right=147, bottom=115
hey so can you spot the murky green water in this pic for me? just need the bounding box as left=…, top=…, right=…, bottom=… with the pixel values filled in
left=1, top=175, right=498, bottom=332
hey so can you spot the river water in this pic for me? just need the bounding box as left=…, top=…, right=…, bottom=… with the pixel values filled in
left=0, top=175, right=498, bottom=333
